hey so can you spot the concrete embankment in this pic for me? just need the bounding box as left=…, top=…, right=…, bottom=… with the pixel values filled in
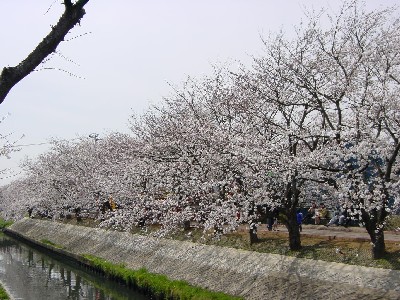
left=5, top=218, right=400, bottom=300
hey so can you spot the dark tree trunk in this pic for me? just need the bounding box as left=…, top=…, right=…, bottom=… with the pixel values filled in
left=371, top=229, right=386, bottom=259
left=249, top=224, right=259, bottom=244
left=285, top=209, right=301, bottom=250
left=74, top=207, right=82, bottom=222
left=365, top=221, right=386, bottom=259
left=183, top=220, right=191, bottom=231
left=362, top=207, right=386, bottom=259
left=248, top=200, right=258, bottom=244
left=283, top=172, right=302, bottom=250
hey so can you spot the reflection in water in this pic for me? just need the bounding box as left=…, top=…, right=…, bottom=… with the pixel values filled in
left=0, top=234, right=149, bottom=300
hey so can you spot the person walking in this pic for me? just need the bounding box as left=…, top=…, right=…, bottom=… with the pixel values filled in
left=296, top=209, right=304, bottom=232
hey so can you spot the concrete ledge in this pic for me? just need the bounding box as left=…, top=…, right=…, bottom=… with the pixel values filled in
left=6, top=218, right=400, bottom=300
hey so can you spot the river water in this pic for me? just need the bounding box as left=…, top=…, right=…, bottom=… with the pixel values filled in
left=0, top=234, right=150, bottom=300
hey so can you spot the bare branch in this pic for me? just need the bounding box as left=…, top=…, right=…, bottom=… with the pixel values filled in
left=0, top=0, right=90, bottom=104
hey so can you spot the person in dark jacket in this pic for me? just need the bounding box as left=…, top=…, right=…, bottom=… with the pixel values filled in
left=296, top=209, right=304, bottom=232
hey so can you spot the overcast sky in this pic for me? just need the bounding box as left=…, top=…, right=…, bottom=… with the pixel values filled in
left=0, top=0, right=398, bottom=185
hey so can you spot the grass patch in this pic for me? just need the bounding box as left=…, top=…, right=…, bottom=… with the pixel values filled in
left=40, top=239, right=64, bottom=249
left=82, top=254, right=242, bottom=300
left=0, top=218, right=13, bottom=230
left=0, top=283, right=10, bottom=300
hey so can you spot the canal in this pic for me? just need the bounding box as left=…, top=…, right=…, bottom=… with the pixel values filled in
left=0, top=233, right=150, bottom=300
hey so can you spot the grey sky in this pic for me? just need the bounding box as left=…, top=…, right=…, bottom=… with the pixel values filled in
left=0, top=0, right=397, bottom=185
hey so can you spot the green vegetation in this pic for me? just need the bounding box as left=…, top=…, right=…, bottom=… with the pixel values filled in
left=0, top=283, right=10, bottom=300
left=0, top=219, right=13, bottom=230
left=82, top=254, right=242, bottom=300
left=40, top=239, right=64, bottom=249
left=386, top=215, right=400, bottom=231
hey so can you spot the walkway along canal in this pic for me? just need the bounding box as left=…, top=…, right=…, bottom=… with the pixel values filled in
left=5, top=218, right=400, bottom=300
left=0, top=233, right=150, bottom=300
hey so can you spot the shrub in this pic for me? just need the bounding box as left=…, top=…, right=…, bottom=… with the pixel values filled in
left=386, top=215, right=400, bottom=231
left=0, top=218, right=13, bottom=229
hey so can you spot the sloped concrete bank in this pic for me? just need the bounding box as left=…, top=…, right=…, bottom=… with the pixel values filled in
left=5, top=218, right=400, bottom=300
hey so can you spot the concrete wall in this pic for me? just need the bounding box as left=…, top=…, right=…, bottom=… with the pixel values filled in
left=6, top=218, right=400, bottom=300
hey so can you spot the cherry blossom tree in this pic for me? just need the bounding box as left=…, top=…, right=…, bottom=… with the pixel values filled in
left=9, top=133, right=138, bottom=220
left=248, top=0, right=400, bottom=258
left=291, top=2, right=400, bottom=258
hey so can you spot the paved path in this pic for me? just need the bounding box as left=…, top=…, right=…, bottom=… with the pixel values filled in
left=259, top=224, right=400, bottom=242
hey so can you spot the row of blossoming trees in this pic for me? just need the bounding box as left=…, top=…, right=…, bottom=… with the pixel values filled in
left=1, top=2, right=399, bottom=258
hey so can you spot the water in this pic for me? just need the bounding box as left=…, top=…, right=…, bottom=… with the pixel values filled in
left=0, top=234, right=150, bottom=300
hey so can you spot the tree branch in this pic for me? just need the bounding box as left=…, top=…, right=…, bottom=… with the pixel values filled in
left=0, top=0, right=90, bottom=104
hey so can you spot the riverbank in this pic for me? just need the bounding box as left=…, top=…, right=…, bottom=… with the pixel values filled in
left=6, top=218, right=400, bottom=299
